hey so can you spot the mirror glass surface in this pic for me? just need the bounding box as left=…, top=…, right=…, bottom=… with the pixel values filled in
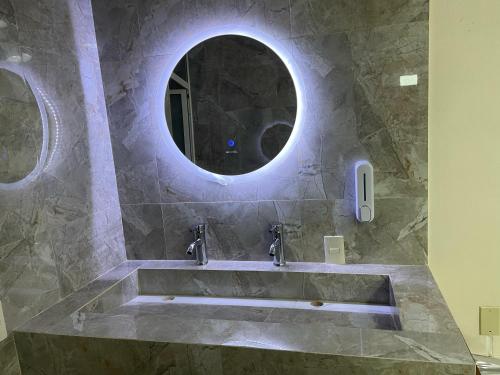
left=165, top=35, right=297, bottom=175
left=0, top=68, right=43, bottom=183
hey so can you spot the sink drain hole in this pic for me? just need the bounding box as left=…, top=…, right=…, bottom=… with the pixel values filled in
left=310, top=301, right=324, bottom=307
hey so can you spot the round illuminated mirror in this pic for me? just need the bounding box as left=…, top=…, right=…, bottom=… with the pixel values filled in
left=0, top=66, right=47, bottom=186
left=165, top=35, right=297, bottom=175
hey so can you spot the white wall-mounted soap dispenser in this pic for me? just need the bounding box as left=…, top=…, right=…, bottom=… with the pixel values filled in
left=355, top=161, right=374, bottom=222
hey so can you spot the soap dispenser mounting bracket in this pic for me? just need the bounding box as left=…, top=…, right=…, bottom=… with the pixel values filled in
left=355, top=160, right=374, bottom=223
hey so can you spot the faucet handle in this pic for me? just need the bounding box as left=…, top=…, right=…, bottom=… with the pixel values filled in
left=187, top=242, right=195, bottom=255
left=192, top=223, right=207, bottom=233
left=270, top=224, right=282, bottom=234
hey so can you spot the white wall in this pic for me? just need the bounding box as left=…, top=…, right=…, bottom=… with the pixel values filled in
left=0, top=301, right=7, bottom=341
left=429, top=0, right=500, bottom=356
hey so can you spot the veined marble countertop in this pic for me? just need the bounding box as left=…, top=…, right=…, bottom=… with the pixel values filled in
left=15, top=260, right=475, bottom=372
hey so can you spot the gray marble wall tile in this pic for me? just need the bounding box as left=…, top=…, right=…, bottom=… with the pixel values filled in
left=350, top=21, right=429, bottom=195
left=161, top=200, right=335, bottom=262
left=259, top=199, right=336, bottom=262
left=121, top=204, right=166, bottom=259
left=335, top=198, right=427, bottom=264
left=92, top=0, right=428, bottom=264
left=1, top=0, right=127, bottom=367
left=0, top=205, right=59, bottom=332
left=161, top=201, right=270, bottom=261
left=0, top=336, right=21, bottom=375
left=290, top=0, right=354, bottom=37
left=102, top=60, right=161, bottom=205
left=352, top=0, right=429, bottom=30
left=290, top=0, right=429, bottom=37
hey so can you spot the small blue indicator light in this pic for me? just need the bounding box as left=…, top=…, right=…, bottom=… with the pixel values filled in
left=227, top=139, right=236, bottom=148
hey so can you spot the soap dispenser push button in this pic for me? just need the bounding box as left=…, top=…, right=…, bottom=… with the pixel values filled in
left=359, top=205, right=372, bottom=222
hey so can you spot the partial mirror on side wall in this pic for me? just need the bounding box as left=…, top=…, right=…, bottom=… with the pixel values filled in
left=165, top=35, right=297, bottom=175
left=0, top=66, right=46, bottom=186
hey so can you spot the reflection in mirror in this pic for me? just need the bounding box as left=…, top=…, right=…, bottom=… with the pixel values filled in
left=260, top=122, right=293, bottom=161
left=0, top=67, right=44, bottom=184
left=165, top=35, right=297, bottom=175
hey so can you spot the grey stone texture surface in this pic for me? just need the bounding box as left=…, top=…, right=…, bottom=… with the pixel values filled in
left=0, top=336, right=21, bottom=375
left=0, top=0, right=127, bottom=372
left=138, top=268, right=392, bottom=305
left=14, top=260, right=475, bottom=374
left=1, top=0, right=432, bottom=373
left=14, top=333, right=475, bottom=375
left=91, top=0, right=429, bottom=265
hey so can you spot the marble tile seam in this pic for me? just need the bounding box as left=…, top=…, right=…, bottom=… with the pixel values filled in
left=159, top=204, right=170, bottom=260
left=286, top=19, right=429, bottom=40
left=130, top=259, right=427, bottom=271
left=354, top=353, right=473, bottom=367
left=349, top=19, right=429, bottom=32
left=119, top=196, right=426, bottom=206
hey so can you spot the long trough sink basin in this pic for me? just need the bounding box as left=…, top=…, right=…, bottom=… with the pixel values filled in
left=14, top=261, right=475, bottom=375
left=80, top=268, right=400, bottom=331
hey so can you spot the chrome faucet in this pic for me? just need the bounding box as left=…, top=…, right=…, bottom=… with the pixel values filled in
left=269, top=224, right=286, bottom=266
left=187, top=224, right=208, bottom=265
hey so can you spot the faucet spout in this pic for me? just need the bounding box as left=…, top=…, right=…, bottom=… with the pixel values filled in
left=269, top=238, right=280, bottom=256
left=186, top=238, right=202, bottom=255
left=269, top=224, right=286, bottom=267
left=187, top=224, right=208, bottom=265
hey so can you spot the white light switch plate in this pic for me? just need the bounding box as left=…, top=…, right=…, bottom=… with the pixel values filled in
left=480, top=306, right=500, bottom=336
left=400, top=74, right=418, bottom=86
left=0, top=301, right=7, bottom=341
left=324, top=236, right=345, bottom=264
